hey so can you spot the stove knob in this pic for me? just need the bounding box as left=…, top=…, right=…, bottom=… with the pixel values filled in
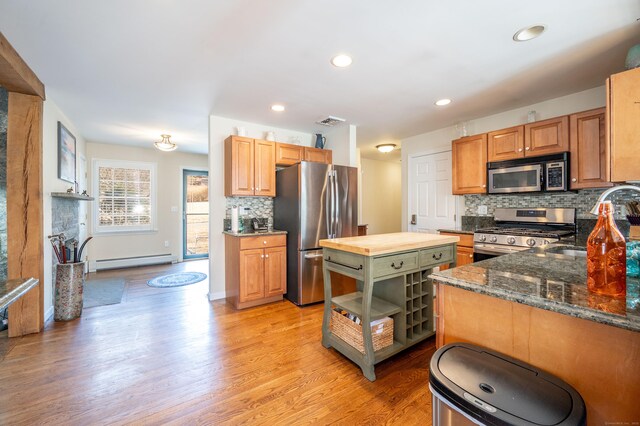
left=526, top=238, right=536, bottom=247
left=507, top=237, right=516, bottom=245
left=479, top=235, right=486, bottom=242
left=543, top=240, right=550, bottom=245
left=490, top=236, right=498, bottom=243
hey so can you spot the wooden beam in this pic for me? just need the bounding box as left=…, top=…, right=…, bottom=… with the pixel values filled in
left=6, top=92, right=44, bottom=336
left=0, top=32, right=45, bottom=100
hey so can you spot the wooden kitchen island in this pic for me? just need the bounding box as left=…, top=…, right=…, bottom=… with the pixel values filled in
left=320, top=232, right=459, bottom=381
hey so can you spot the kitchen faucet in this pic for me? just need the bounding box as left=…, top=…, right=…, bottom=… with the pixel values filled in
left=590, top=185, right=640, bottom=215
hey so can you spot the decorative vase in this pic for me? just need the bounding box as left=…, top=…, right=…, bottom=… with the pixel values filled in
left=586, top=201, right=626, bottom=298
left=625, top=44, right=640, bottom=70
left=315, top=133, right=326, bottom=149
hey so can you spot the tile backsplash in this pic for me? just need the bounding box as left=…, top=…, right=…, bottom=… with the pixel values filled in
left=464, top=185, right=640, bottom=220
left=225, top=197, right=274, bottom=227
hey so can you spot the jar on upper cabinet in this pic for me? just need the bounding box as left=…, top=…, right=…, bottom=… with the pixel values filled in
left=586, top=201, right=626, bottom=298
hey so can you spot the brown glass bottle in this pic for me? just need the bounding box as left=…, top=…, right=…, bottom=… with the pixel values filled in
left=586, top=201, right=626, bottom=298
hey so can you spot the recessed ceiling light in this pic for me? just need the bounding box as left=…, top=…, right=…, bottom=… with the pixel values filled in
left=513, top=25, right=546, bottom=42
left=435, top=98, right=452, bottom=106
left=331, top=54, right=352, bottom=68
left=271, top=104, right=285, bottom=112
left=376, top=144, right=396, bottom=153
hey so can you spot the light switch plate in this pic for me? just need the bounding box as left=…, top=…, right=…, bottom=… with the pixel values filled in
left=478, top=205, right=488, bottom=215
left=171, top=206, right=178, bottom=212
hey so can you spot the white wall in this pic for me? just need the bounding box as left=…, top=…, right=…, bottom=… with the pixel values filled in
left=361, top=158, right=402, bottom=235
left=85, top=143, right=208, bottom=268
left=400, top=85, right=607, bottom=230
left=42, top=98, right=87, bottom=320
left=323, top=124, right=357, bottom=167
left=208, top=116, right=314, bottom=300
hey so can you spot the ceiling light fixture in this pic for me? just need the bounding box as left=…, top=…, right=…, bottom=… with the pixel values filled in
left=376, top=144, right=396, bottom=153
left=513, top=25, right=546, bottom=42
left=154, top=134, right=177, bottom=152
left=271, top=104, right=285, bottom=112
left=435, top=98, right=452, bottom=106
left=331, top=54, right=353, bottom=68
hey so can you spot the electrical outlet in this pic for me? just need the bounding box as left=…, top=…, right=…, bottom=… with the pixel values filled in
left=478, top=205, right=488, bottom=215
left=164, top=240, right=169, bottom=247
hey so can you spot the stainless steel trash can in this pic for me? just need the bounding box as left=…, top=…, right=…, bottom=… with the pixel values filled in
left=429, top=343, right=586, bottom=426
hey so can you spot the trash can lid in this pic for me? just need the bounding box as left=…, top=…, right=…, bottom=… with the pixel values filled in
left=429, top=343, right=586, bottom=426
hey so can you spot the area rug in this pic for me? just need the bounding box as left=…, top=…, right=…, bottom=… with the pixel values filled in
left=83, top=278, right=126, bottom=308
left=147, top=272, right=207, bottom=288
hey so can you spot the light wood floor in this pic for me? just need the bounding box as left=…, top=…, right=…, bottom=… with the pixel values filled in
left=0, top=260, right=436, bottom=425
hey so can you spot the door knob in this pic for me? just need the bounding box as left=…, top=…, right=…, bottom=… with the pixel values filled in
left=410, top=214, right=417, bottom=225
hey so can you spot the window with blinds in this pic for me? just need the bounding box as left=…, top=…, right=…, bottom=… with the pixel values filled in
left=93, top=160, right=156, bottom=232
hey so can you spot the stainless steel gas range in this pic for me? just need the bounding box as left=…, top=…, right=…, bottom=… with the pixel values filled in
left=473, top=208, right=576, bottom=262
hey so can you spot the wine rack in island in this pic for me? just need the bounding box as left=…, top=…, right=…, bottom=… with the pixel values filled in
left=320, top=233, right=459, bottom=381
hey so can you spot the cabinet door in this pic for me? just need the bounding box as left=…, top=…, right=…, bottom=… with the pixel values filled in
left=225, top=136, right=254, bottom=196
left=264, top=246, right=286, bottom=297
left=524, top=116, right=569, bottom=156
left=304, top=147, right=332, bottom=164
left=239, top=249, right=265, bottom=302
left=275, top=143, right=304, bottom=166
left=452, top=134, right=487, bottom=195
left=488, top=126, right=524, bottom=162
left=609, top=67, right=640, bottom=182
left=569, top=108, right=611, bottom=189
left=456, top=247, right=474, bottom=266
left=254, top=139, right=276, bottom=197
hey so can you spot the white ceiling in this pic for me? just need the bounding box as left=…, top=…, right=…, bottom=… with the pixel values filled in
left=0, top=1, right=638, bottom=160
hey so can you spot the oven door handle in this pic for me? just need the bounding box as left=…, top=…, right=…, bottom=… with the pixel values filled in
left=473, top=245, right=528, bottom=255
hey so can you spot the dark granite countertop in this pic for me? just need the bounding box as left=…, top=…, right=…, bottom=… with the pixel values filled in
left=223, top=230, right=287, bottom=237
left=0, top=278, right=39, bottom=311
left=438, top=228, right=474, bottom=235
left=429, top=246, right=640, bottom=333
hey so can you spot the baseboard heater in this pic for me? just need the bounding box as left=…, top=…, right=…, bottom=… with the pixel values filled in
left=89, top=254, right=177, bottom=272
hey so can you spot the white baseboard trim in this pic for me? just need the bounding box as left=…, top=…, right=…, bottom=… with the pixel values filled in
left=208, top=291, right=226, bottom=301
left=44, top=306, right=54, bottom=322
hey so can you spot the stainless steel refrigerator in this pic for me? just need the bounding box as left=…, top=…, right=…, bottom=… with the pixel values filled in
left=274, top=161, right=358, bottom=305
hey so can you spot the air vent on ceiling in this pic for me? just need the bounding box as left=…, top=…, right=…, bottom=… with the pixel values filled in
left=316, top=116, right=346, bottom=126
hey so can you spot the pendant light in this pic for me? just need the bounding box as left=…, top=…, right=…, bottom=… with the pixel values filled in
left=154, top=134, right=177, bottom=152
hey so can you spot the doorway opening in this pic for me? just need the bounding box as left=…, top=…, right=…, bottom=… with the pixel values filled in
left=183, top=169, right=209, bottom=260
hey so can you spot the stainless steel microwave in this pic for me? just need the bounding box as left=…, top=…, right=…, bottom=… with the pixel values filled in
left=487, top=153, right=569, bottom=194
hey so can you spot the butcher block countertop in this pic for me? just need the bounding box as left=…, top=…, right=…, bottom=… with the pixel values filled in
left=319, top=232, right=459, bottom=256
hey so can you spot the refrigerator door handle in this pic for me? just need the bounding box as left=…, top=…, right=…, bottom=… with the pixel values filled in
left=330, top=170, right=337, bottom=238
left=332, top=169, right=339, bottom=238
left=326, top=170, right=333, bottom=239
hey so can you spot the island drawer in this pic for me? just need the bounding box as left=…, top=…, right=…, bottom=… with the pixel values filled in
left=324, top=250, right=365, bottom=279
left=420, top=245, right=454, bottom=268
left=239, top=235, right=286, bottom=250
left=373, top=252, right=419, bottom=278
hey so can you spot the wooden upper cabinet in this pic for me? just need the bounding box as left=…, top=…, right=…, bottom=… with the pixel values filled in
left=569, top=108, right=611, bottom=190
left=275, top=143, right=304, bottom=166
left=452, top=134, right=487, bottom=195
left=304, top=147, right=332, bottom=164
left=224, top=136, right=275, bottom=196
left=609, top=67, right=640, bottom=182
left=488, top=126, right=525, bottom=162
left=225, top=136, right=254, bottom=196
left=524, top=116, right=569, bottom=156
left=254, top=139, right=276, bottom=197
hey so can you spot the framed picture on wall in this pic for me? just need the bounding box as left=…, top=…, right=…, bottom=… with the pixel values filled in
left=58, top=121, right=76, bottom=183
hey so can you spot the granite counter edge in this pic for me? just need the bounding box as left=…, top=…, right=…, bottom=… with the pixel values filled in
left=223, top=230, right=287, bottom=237
left=429, top=273, right=639, bottom=333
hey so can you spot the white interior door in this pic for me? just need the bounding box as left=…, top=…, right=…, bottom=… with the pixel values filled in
left=409, top=151, right=457, bottom=233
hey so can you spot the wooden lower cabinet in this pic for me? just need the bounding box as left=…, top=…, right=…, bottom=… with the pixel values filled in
left=225, top=234, right=287, bottom=309
left=438, top=232, right=474, bottom=271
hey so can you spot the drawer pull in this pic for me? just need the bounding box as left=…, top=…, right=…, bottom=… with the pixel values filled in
left=391, top=261, right=404, bottom=269
left=432, top=253, right=443, bottom=260
left=325, top=256, right=363, bottom=271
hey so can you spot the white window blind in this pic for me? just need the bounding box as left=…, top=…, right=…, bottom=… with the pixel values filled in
left=93, top=160, right=156, bottom=233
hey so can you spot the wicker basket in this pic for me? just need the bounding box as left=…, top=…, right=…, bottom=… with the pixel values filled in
left=330, top=310, right=393, bottom=353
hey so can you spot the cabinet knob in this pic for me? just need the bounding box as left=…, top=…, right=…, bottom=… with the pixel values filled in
left=518, top=148, right=523, bottom=152
left=263, top=241, right=267, bottom=244
left=525, top=146, right=530, bottom=151
left=261, top=255, right=264, bottom=258
left=469, top=254, right=473, bottom=258
left=571, top=178, right=577, bottom=182
left=265, top=254, right=269, bottom=258
left=482, top=184, right=486, bottom=188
